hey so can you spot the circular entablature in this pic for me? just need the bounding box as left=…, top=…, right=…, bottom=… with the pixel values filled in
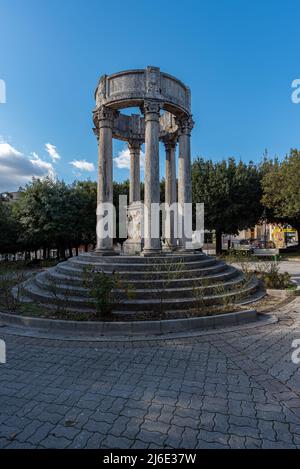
left=95, top=66, right=191, bottom=118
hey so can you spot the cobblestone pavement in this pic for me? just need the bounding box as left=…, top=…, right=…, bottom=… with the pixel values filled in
left=1, top=296, right=300, bottom=448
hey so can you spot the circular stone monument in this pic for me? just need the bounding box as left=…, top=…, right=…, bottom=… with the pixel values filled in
left=17, top=67, right=261, bottom=318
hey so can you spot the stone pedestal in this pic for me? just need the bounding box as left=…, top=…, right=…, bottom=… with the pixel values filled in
left=123, top=202, right=144, bottom=255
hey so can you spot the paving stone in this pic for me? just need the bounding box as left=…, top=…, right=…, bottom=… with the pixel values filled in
left=180, top=427, right=198, bottom=448
left=4, top=440, right=37, bottom=449
left=67, top=430, right=92, bottom=449
left=0, top=424, right=20, bottom=440
left=199, top=412, right=215, bottom=431
left=131, top=439, right=149, bottom=449
left=83, top=419, right=112, bottom=434
left=141, top=419, right=170, bottom=434
left=145, top=404, right=163, bottom=421
left=40, top=435, right=70, bottom=449
left=158, top=405, right=175, bottom=424
left=27, top=422, right=55, bottom=445
left=293, top=434, right=300, bottom=447
left=87, top=432, right=106, bottom=448
left=229, top=415, right=258, bottom=428
left=262, top=439, right=296, bottom=449
left=198, top=429, right=228, bottom=446
left=214, top=413, right=229, bottom=432
left=2, top=294, right=300, bottom=449
left=51, top=423, right=80, bottom=440
left=171, top=415, right=199, bottom=430
left=16, top=419, right=45, bottom=443
left=197, top=439, right=228, bottom=449
left=121, top=406, right=147, bottom=419
left=257, top=419, right=276, bottom=441
left=229, top=434, right=246, bottom=448
left=273, top=421, right=294, bottom=444
left=109, top=416, right=130, bottom=437
left=136, top=429, right=167, bottom=446
left=102, top=434, right=133, bottom=448
left=165, top=425, right=184, bottom=448
left=89, top=410, right=118, bottom=425
left=245, top=436, right=262, bottom=448
left=0, top=437, right=9, bottom=449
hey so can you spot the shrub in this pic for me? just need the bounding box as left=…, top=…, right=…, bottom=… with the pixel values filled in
left=0, top=264, right=27, bottom=311
left=83, top=267, right=135, bottom=319
left=254, top=262, right=293, bottom=289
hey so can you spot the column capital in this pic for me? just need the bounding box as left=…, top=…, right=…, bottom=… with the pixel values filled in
left=128, top=139, right=143, bottom=151
left=162, top=134, right=177, bottom=152
left=93, top=106, right=117, bottom=130
left=175, top=114, right=194, bottom=136
left=141, top=99, right=161, bottom=119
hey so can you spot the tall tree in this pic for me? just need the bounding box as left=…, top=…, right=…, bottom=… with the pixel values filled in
left=192, top=157, right=263, bottom=253
left=13, top=178, right=75, bottom=259
left=0, top=203, right=21, bottom=256
left=69, top=181, right=97, bottom=253
left=262, top=149, right=300, bottom=242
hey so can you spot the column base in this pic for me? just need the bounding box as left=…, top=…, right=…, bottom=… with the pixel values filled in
left=141, top=249, right=164, bottom=257
left=162, top=239, right=177, bottom=252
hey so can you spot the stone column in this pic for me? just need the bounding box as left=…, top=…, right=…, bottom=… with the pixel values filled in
left=142, top=99, right=161, bottom=255
left=163, top=137, right=177, bottom=249
left=177, top=114, right=194, bottom=251
left=94, top=106, right=116, bottom=255
left=128, top=139, right=141, bottom=203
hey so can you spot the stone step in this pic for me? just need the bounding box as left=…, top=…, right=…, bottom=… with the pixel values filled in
left=76, top=251, right=206, bottom=264
left=21, top=274, right=258, bottom=312
left=56, top=259, right=225, bottom=279
left=44, top=265, right=238, bottom=288
left=35, top=270, right=245, bottom=300
left=238, top=286, right=266, bottom=305
left=17, top=252, right=261, bottom=316
left=111, top=278, right=259, bottom=312
left=67, top=256, right=217, bottom=272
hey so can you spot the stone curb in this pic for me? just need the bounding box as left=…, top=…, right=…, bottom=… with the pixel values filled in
left=0, top=309, right=257, bottom=336
left=0, top=313, right=277, bottom=343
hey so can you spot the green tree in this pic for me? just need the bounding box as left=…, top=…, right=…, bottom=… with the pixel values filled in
left=13, top=178, right=75, bottom=259
left=0, top=203, right=21, bottom=256
left=69, top=181, right=97, bottom=254
left=192, top=157, right=263, bottom=254
left=262, top=149, right=300, bottom=242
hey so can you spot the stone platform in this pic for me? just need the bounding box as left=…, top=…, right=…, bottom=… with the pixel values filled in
left=17, top=252, right=262, bottom=316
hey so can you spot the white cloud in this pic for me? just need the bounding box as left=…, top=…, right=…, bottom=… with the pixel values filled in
left=30, top=152, right=56, bottom=179
left=70, top=159, right=95, bottom=172
left=0, top=142, right=23, bottom=158
left=45, top=142, right=60, bottom=162
left=0, top=143, right=55, bottom=192
left=114, top=147, right=145, bottom=170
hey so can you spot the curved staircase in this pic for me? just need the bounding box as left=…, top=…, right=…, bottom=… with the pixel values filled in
left=18, top=252, right=262, bottom=316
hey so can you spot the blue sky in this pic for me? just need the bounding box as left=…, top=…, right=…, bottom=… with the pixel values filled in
left=0, top=0, right=300, bottom=192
